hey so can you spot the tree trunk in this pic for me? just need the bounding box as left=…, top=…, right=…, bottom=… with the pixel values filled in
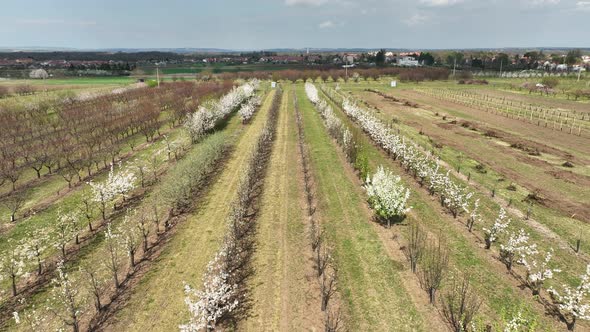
left=113, top=272, right=120, bottom=289
left=567, top=317, right=575, bottom=331
left=130, top=250, right=135, bottom=268
left=11, top=275, right=17, bottom=296
left=37, top=256, right=42, bottom=275
left=94, top=293, right=102, bottom=312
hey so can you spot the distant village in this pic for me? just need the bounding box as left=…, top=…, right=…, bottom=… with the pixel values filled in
left=0, top=49, right=587, bottom=78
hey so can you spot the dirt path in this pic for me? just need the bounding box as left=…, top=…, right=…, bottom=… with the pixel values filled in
left=241, top=86, right=323, bottom=331
left=101, top=91, right=276, bottom=332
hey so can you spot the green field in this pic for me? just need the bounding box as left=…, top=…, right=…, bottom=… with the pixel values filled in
left=1, top=75, right=589, bottom=332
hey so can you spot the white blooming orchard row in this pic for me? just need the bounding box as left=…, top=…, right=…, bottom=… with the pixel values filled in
left=305, top=82, right=320, bottom=104
left=181, top=88, right=282, bottom=331
left=481, top=206, right=589, bottom=330
left=306, top=83, right=411, bottom=229
left=304, top=83, right=355, bottom=162
left=335, top=89, right=473, bottom=219
left=324, top=86, right=590, bottom=330
left=9, top=133, right=230, bottom=330
left=0, top=162, right=137, bottom=300
left=185, top=79, right=259, bottom=142
left=365, top=166, right=411, bottom=223
left=238, top=95, right=262, bottom=124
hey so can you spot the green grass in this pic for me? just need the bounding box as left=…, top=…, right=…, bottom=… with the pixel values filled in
left=337, top=85, right=590, bottom=277
left=297, top=84, right=424, bottom=331
left=103, top=90, right=276, bottom=332
left=315, top=84, right=565, bottom=330
left=0, top=124, right=190, bottom=296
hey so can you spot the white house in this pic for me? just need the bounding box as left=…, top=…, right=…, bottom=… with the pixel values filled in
left=397, top=56, right=420, bottom=67
left=556, top=64, right=568, bottom=71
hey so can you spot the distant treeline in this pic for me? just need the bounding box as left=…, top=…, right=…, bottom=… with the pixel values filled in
left=0, top=51, right=187, bottom=62
left=213, top=67, right=451, bottom=82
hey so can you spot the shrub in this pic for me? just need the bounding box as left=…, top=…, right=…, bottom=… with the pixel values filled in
left=365, top=165, right=411, bottom=227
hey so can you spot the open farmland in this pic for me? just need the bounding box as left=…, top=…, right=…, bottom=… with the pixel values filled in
left=1, top=68, right=589, bottom=332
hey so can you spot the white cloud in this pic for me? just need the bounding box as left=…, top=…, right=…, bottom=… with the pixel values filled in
left=577, top=1, right=590, bottom=10
left=285, top=0, right=329, bottom=6
left=318, top=20, right=336, bottom=28
left=420, top=0, right=464, bottom=7
left=403, top=14, right=429, bottom=26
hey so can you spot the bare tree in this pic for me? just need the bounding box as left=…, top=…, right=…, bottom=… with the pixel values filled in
left=440, top=273, right=481, bottom=332
left=324, top=304, right=344, bottom=332
left=3, top=191, right=26, bottom=223
left=315, top=241, right=330, bottom=278
left=311, top=219, right=323, bottom=252
left=404, top=222, right=426, bottom=273
left=80, top=263, right=106, bottom=312
left=102, top=223, right=123, bottom=289
left=48, top=261, right=83, bottom=332
left=321, top=266, right=338, bottom=311
left=419, top=239, right=449, bottom=304
left=136, top=208, right=151, bottom=252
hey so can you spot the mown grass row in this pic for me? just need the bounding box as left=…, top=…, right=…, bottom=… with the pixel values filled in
left=318, top=83, right=582, bottom=330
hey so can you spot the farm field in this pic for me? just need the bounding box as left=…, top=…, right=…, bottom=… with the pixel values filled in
left=1, top=72, right=589, bottom=332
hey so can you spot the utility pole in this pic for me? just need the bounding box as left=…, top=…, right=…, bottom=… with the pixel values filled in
left=500, top=59, right=503, bottom=78
left=156, top=64, right=160, bottom=87
left=453, top=57, right=457, bottom=77
left=343, top=55, right=349, bottom=80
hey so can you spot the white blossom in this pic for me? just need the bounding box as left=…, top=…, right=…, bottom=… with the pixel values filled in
left=500, top=229, right=538, bottom=270
left=305, top=82, right=320, bottom=104
left=238, top=95, right=261, bottom=123
left=548, top=264, right=590, bottom=328
left=180, top=250, right=239, bottom=331
left=483, top=208, right=511, bottom=249
left=87, top=163, right=136, bottom=219
left=185, top=80, right=258, bottom=142
left=365, top=165, right=411, bottom=221
left=524, top=249, right=560, bottom=295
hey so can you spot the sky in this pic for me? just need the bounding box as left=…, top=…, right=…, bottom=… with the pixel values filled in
left=1, top=0, right=589, bottom=50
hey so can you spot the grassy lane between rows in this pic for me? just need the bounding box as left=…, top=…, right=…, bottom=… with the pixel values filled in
left=241, top=85, right=323, bottom=331
left=335, top=86, right=590, bottom=290
left=101, top=90, right=276, bottom=332
left=317, top=85, right=572, bottom=330
left=296, top=84, right=425, bottom=331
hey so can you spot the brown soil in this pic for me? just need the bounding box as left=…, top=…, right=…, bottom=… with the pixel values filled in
left=359, top=90, right=590, bottom=223
left=329, top=100, right=581, bottom=330
left=400, top=89, right=590, bottom=157
left=480, top=88, right=590, bottom=114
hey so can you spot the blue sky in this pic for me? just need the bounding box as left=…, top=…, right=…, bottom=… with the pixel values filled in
left=1, top=0, right=588, bottom=49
